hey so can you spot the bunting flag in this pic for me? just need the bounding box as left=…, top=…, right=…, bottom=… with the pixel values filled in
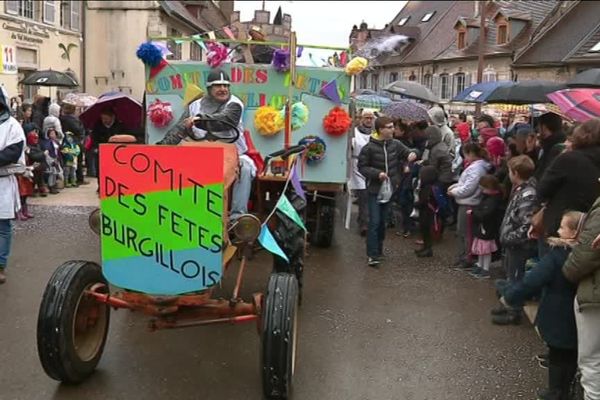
left=207, top=31, right=216, bottom=40
left=290, top=160, right=306, bottom=201
left=258, top=225, right=289, bottom=262
left=192, top=34, right=208, bottom=52
left=296, top=46, right=304, bottom=58
left=321, top=79, right=342, bottom=105
left=183, top=83, right=204, bottom=105
left=149, top=58, right=169, bottom=79
left=222, top=26, right=236, bottom=40
left=308, top=53, right=320, bottom=67
left=277, top=195, right=307, bottom=231
left=339, top=51, right=348, bottom=66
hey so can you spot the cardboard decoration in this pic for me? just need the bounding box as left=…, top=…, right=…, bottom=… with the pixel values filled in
left=99, top=144, right=224, bottom=295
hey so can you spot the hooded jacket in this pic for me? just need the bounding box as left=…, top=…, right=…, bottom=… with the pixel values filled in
left=478, top=127, right=499, bottom=145
left=358, top=134, right=412, bottom=194
left=42, top=103, right=63, bottom=140
left=422, top=126, right=454, bottom=184
left=427, top=107, right=455, bottom=158
left=472, top=191, right=504, bottom=240
left=538, top=146, right=600, bottom=235
left=449, top=159, right=491, bottom=206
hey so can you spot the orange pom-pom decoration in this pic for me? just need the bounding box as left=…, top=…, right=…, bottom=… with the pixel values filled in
left=323, top=106, right=352, bottom=136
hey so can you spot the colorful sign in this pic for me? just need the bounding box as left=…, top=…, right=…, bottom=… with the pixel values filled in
left=145, top=63, right=352, bottom=184
left=99, top=144, right=224, bottom=295
left=1, top=45, right=17, bottom=75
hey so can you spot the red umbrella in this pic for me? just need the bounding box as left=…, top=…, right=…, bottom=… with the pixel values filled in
left=547, top=88, right=600, bottom=122
left=79, top=92, right=143, bottom=130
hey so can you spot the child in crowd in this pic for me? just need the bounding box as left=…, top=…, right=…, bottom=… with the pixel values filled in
left=61, top=132, right=81, bottom=187
left=23, top=123, right=48, bottom=197
left=448, top=142, right=491, bottom=269
left=414, top=165, right=437, bottom=257
left=468, top=175, right=504, bottom=279
left=493, top=155, right=538, bottom=325
left=42, top=127, right=62, bottom=195
left=498, top=211, right=582, bottom=400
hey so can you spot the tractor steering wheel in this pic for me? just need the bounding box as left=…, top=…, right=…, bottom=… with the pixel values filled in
left=190, top=115, right=240, bottom=144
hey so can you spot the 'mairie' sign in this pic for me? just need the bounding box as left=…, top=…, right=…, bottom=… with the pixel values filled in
left=99, top=144, right=224, bottom=295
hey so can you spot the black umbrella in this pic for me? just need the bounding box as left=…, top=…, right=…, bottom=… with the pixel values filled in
left=485, top=80, right=566, bottom=104
left=20, top=69, right=79, bottom=87
left=383, top=80, right=440, bottom=103
left=567, top=68, right=600, bottom=88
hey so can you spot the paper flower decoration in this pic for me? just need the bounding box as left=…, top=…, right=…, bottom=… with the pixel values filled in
left=281, top=102, right=309, bottom=131
left=207, top=41, right=229, bottom=68
left=272, top=49, right=290, bottom=72
left=136, top=42, right=163, bottom=67
left=255, top=106, right=284, bottom=136
left=147, top=99, right=174, bottom=128
left=344, top=56, right=368, bottom=76
left=323, top=106, right=352, bottom=136
left=298, top=135, right=326, bottom=164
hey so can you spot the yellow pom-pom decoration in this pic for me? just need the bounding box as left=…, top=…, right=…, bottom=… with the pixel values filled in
left=255, top=106, right=284, bottom=136
left=345, top=57, right=368, bottom=76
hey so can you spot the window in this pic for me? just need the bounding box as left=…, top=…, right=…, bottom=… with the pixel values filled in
left=389, top=72, right=398, bottom=83
left=167, top=28, right=182, bottom=60
left=497, top=24, right=508, bottom=44
left=423, top=73, right=432, bottom=89
left=43, top=0, right=55, bottom=24
left=6, top=0, right=36, bottom=19
left=190, top=41, right=202, bottom=61
left=454, top=73, right=465, bottom=96
left=409, top=72, right=416, bottom=81
left=421, top=12, right=435, bottom=22
left=458, top=30, right=467, bottom=49
left=590, top=41, right=600, bottom=53
left=371, top=73, right=379, bottom=91
left=360, top=74, right=367, bottom=89
left=483, top=67, right=497, bottom=83
left=440, top=74, right=450, bottom=99
left=398, top=17, right=410, bottom=26
left=61, top=1, right=81, bottom=31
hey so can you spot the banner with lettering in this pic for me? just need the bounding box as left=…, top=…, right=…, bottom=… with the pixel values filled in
left=99, top=144, right=224, bottom=295
left=145, top=63, right=351, bottom=184
left=1, top=45, right=17, bottom=75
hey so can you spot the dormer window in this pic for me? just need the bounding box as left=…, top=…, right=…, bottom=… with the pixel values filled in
left=590, top=41, right=600, bottom=53
left=398, top=17, right=410, bottom=26
left=497, top=23, right=509, bottom=44
left=458, top=29, right=467, bottom=50
left=421, top=12, right=435, bottom=22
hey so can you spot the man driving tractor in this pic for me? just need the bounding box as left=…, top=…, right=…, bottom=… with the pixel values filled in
left=158, top=69, right=256, bottom=218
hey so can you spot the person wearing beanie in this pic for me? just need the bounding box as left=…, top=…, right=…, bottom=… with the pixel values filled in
left=486, top=136, right=506, bottom=170
left=428, top=106, right=456, bottom=158
left=42, top=103, right=63, bottom=141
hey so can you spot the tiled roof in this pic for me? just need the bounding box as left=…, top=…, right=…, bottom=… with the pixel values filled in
left=514, top=0, right=600, bottom=64
left=565, top=23, right=600, bottom=61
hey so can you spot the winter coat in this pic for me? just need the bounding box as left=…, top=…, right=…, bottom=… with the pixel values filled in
left=449, top=159, right=491, bottom=206
left=478, top=127, right=499, bottom=145
left=358, top=135, right=412, bottom=194
left=500, top=178, right=537, bottom=248
left=534, top=131, right=566, bottom=181
left=427, top=107, right=456, bottom=158
left=415, top=165, right=437, bottom=211
left=91, top=120, right=124, bottom=150
left=472, top=192, right=504, bottom=240
left=59, top=114, right=85, bottom=141
left=562, top=196, right=600, bottom=308
left=423, top=126, right=454, bottom=184
left=503, top=244, right=577, bottom=350
left=538, top=146, right=600, bottom=236
left=42, top=103, right=63, bottom=140
left=455, top=122, right=471, bottom=143
left=41, top=138, right=61, bottom=163
left=60, top=141, right=80, bottom=165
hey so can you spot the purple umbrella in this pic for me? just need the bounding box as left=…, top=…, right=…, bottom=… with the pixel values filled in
left=79, top=92, right=143, bottom=130
left=382, top=100, right=430, bottom=122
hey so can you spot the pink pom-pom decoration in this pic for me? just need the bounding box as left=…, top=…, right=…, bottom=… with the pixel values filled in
left=206, top=41, right=229, bottom=68
left=147, top=99, right=174, bottom=128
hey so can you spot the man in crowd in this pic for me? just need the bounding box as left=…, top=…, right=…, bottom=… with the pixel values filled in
left=159, top=69, right=256, bottom=218
left=0, top=87, right=26, bottom=284
left=60, top=102, right=89, bottom=185
left=534, top=112, right=565, bottom=181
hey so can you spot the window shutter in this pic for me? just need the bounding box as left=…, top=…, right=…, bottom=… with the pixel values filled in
left=449, top=74, right=455, bottom=99
left=44, top=1, right=56, bottom=24
left=5, top=1, right=19, bottom=14
left=465, top=73, right=472, bottom=88
left=432, top=75, right=440, bottom=97
left=70, top=0, right=81, bottom=31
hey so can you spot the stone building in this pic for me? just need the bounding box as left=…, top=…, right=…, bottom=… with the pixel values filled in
left=229, top=7, right=292, bottom=43
left=0, top=0, right=83, bottom=101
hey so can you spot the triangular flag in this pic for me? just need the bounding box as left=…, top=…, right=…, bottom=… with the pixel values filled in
left=149, top=58, right=168, bottom=79
left=321, top=79, right=342, bottom=105
left=258, top=225, right=289, bottom=262
left=290, top=161, right=306, bottom=201
left=340, top=51, right=348, bottom=66
left=277, top=195, right=307, bottom=231
left=183, top=83, right=204, bottom=105
left=222, top=26, right=236, bottom=40
left=207, top=31, right=216, bottom=40
left=174, top=38, right=186, bottom=45
left=192, top=34, right=208, bottom=52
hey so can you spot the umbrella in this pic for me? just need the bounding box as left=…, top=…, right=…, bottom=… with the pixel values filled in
left=20, top=69, right=79, bottom=87
left=452, top=81, right=513, bottom=103
left=354, top=94, right=392, bottom=110
left=547, top=88, right=600, bottom=122
left=485, top=80, right=566, bottom=104
left=382, top=100, right=430, bottom=121
left=62, top=92, right=98, bottom=109
left=383, top=80, right=440, bottom=103
left=567, top=68, right=600, bottom=88
left=79, top=92, right=143, bottom=129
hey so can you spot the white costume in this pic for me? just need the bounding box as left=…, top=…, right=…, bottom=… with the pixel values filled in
left=0, top=117, right=25, bottom=219
left=348, top=127, right=371, bottom=190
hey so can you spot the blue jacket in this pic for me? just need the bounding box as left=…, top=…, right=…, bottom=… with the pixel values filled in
left=502, top=244, right=577, bottom=350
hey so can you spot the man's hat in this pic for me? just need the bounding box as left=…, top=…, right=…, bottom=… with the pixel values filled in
left=206, top=69, right=231, bottom=87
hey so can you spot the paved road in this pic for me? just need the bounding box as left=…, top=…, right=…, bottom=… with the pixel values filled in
left=0, top=205, right=545, bottom=400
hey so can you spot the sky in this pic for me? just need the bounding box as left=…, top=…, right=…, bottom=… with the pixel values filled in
left=234, top=0, right=408, bottom=65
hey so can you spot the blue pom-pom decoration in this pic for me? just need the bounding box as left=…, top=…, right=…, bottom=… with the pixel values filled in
left=136, top=42, right=163, bottom=67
